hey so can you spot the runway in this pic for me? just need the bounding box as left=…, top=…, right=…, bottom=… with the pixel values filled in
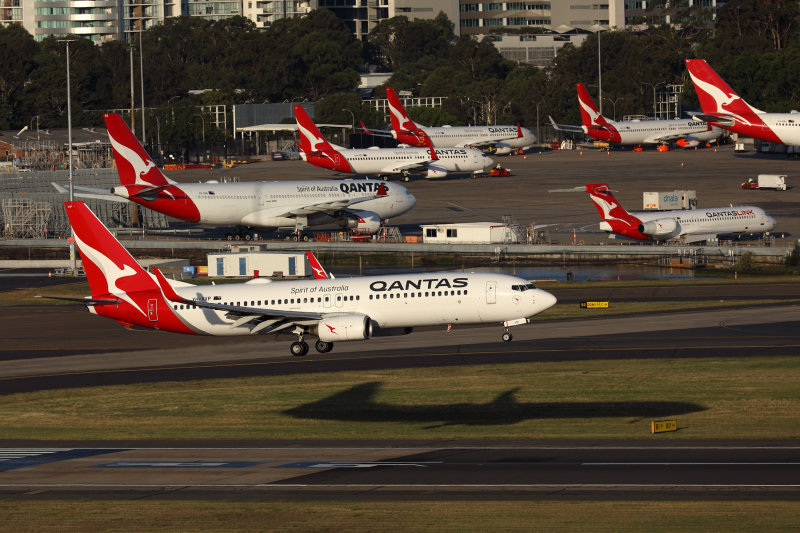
left=1, top=444, right=800, bottom=500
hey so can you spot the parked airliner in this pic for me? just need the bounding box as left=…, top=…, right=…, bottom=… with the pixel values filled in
left=582, top=183, right=776, bottom=243
left=58, top=113, right=416, bottom=237
left=686, top=58, right=800, bottom=146
left=54, top=202, right=557, bottom=356
left=294, top=105, right=494, bottom=181
left=384, top=87, right=536, bottom=155
left=551, top=83, right=723, bottom=148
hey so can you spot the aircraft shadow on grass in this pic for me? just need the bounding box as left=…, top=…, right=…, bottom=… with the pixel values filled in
left=283, top=381, right=706, bottom=427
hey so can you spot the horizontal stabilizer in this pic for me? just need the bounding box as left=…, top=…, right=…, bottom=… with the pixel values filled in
left=36, top=295, right=122, bottom=305
left=690, top=113, right=736, bottom=127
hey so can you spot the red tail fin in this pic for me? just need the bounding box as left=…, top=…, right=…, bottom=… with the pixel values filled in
left=306, top=251, right=329, bottom=279
left=294, top=105, right=336, bottom=155
left=104, top=113, right=171, bottom=186
left=65, top=201, right=158, bottom=311
left=386, top=87, right=418, bottom=132
left=584, top=184, right=646, bottom=239
left=576, top=83, right=608, bottom=127
left=685, top=59, right=763, bottom=116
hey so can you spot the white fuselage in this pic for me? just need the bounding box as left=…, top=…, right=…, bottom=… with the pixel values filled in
left=615, top=206, right=777, bottom=240
left=165, top=272, right=556, bottom=336
left=340, top=146, right=494, bottom=175
left=417, top=125, right=536, bottom=150
left=161, top=179, right=415, bottom=227
left=588, top=119, right=720, bottom=145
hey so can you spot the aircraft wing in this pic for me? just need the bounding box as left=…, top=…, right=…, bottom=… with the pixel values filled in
left=51, top=182, right=129, bottom=203
left=378, top=160, right=431, bottom=174
left=274, top=186, right=390, bottom=218
left=153, top=268, right=325, bottom=334
left=548, top=116, right=585, bottom=133
left=689, top=113, right=736, bottom=127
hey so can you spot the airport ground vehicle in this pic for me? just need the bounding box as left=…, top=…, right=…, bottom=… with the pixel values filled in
left=742, top=175, right=787, bottom=191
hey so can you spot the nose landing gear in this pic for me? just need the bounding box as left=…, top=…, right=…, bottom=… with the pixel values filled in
left=502, top=330, right=513, bottom=342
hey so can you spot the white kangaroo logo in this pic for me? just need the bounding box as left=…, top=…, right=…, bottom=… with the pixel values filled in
left=109, top=131, right=157, bottom=185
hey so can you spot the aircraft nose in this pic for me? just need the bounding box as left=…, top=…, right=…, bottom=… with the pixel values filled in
left=538, top=290, right=557, bottom=312
left=768, top=215, right=777, bottom=230
left=406, top=189, right=417, bottom=208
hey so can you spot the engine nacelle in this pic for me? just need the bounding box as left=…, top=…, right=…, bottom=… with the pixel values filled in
left=316, top=314, right=372, bottom=342
left=337, top=210, right=381, bottom=234
left=493, top=143, right=512, bottom=155
left=426, top=165, right=448, bottom=179
left=676, top=137, right=700, bottom=148
left=639, top=218, right=678, bottom=237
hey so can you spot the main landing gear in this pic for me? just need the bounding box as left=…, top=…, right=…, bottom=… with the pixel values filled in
left=289, top=336, right=334, bottom=356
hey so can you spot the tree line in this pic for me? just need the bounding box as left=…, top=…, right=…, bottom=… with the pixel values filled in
left=1, top=0, right=798, bottom=146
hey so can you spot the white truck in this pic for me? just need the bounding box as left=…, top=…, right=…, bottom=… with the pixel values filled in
left=742, top=174, right=787, bottom=191
left=643, top=190, right=697, bottom=211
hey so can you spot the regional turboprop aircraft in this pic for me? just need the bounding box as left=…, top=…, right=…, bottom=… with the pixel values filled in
left=550, top=83, right=723, bottom=148
left=686, top=58, right=800, bottom=146
left=580, top=183, right=776, bottom=243
left=55, top=113, right=416, bottom=237
left=54, top=202, right=557, bottom=356
left=294, top=105, right=494, bottom=181
left=384, top=87, right=536, bottom=155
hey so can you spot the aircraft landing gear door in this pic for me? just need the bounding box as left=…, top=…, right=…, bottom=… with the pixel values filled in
left=147, top=298, right=158, bottom=321
left=486, top=281, right=497, bottom=304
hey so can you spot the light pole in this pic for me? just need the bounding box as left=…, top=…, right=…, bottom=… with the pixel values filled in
left=640, top=81, right=665, bottom=119
left=129, top=45, right=135, bottom=136
left=341, top=108, right=354, bottom=131
left=535, top=101, right=541, bottom=145
left=604, top=97, right=624, bottom=121
left=139, top=31, right=145, bottom=146
left=59, top=39, right=76, bottom=272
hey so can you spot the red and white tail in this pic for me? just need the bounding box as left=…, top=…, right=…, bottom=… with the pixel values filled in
left=386, top=87, right=418, bottom=132
left=104, top=113, right=172, bottom=187
left=65, top=201, right=159, bottom=310
left=306, top=251, right=330, bottom=279
left=294, top=105, right=336, bottom=156
left=65, top=201, right=195, bottom=332
left=576, top=83, right=609, bottom=127
left=685, top=59, right=763, bottom=116
left=584, top=183, right=645, bottom=240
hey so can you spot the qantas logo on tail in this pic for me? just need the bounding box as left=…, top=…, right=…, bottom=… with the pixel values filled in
left=386, top=87, right=418, bottom=131
left=576, top=83, right=608, bottom=126
left=104, top=113, right=168, bottom=187
left=306, top=251, right=330, bottom=280
left=65, top=202, right=150, bottom=318
left=685, top=59, right=763, bottom=125
left=585, top=184, right=635, bottom=226
left=294, top=105, right=334, bottom=155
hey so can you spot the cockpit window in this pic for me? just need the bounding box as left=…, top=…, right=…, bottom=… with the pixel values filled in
left=511, top=283, right=537, bottom=291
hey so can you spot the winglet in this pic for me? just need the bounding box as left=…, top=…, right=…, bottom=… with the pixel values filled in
left=516, top=122, right=523, bottom=138
left=376, top=183, right=388, bottom=197
left=305, top=251, right=330, bottom=280
left=359, top=120, right=371, bottom=135
left=425, top=136, right=438, bottom=161
left=153, top=267, right=191, bottom=303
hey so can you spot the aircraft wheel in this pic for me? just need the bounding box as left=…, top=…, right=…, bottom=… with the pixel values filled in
left=502, top=331, right=513, bottom=343
left=315, top=340, right=333, bottom=353
left=244, top=233, right=252, bottom=241
left=225, top=233, right=233, bottom=241
left=402, top=175, right=410, bottom=182
left=290, top=341, right=309, bottom=357
left=302, top=235, right=310, bottom=242
left=292, top=235, right=299, bottom=242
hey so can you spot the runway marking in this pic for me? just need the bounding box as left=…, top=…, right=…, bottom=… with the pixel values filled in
left=0, top=449, right=123, bottom=472
left=95, top=461, right=266, bottom=468
left=5, top=342, right=800, bottom=382
left=0, top=483, right=799, bottom=489
left=276, top=461, right=441, bottom=468
left=583, top=462, right=800, bottom=466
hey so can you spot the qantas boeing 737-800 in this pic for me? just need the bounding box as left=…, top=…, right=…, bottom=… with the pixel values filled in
left=52, top=202, right=557, bottom=356
left=686, top=58, right=800, bottom=146
left=580, top=183, right=776, bottom=243
left=294, top=105, right=494, bottom=181
left=57, top=113, right=416, bottom=236
left=551, top=83, right=723, bottom=148
left=383, top=87, right=536, bottom=155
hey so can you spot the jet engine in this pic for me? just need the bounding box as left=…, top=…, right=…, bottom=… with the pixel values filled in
left=337, top=210, right=381, bottom=234
left=426, top=165, right=448, bottom=179
left=492, top=143, right=513, bottom=155
left=639, top=218, right=679, bottom=237
left=676, top=137, right=700, bottom=148
left=315, top=314, right=372, bottom=342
